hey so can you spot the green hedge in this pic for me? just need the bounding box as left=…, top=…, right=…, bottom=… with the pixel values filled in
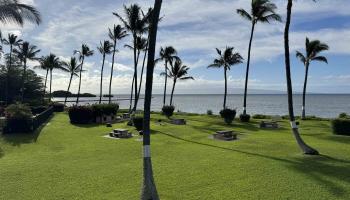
left=332, top=119, right=350, bottom=136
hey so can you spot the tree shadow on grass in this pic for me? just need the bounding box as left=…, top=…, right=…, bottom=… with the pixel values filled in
left=0, top=147, right=4, bottom=158
left=157, top=130, right=350, bottom=198
left=1, top=115, right=53, bottom=147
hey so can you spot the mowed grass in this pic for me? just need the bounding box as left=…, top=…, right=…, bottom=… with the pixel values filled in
left=1, top=113, right=350, bottom=200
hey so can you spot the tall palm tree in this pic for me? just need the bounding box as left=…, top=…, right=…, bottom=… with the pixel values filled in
left=0, top=0, right=41, bottom=26
left=74, top=44, right=94, bottom=104
left=165, top=59, right=194, bottom=106
left=2, top=33, right=22, bottom=104
left=34, top=56, right=50, bottom=102
left=296, top=37, right=329, bottom=119
left=284, top=0, right=318, bottom=155
left=97, top=40, right=113, bottom=104
left=208, top=47, right=243, bottom=109
left=62, top=57, right=80, bottom=105
left=136, top=37, right=148, bottom=103
left=108, top=25, right=128, bottom=104
left=155, top=46, right=178, bottom=106
left=13, top=41, right=40, bottom=101
left=237, top=0, right=281, bottom=116
left=114, top=4, right=148, bottom=112
left=141, top=0, right=162, bottom=198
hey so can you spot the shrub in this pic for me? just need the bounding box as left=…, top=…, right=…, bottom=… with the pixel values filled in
left=92, top=103, right=119, bottom=117
left=4, top=103, right=33, bottom=133
left=339, top=113, right=350, bottom=119
left=133, top=116, right=143, bottom=131
left=252, top=114, right=271, bottom=119
left=52, top=102, right=65, bottom=112
left=68, top=105, right=94, bottom=124
left=240, top=114, right=251, bottom=122
left=220, top=108, right=236, bottom=124
left=162, top=105, right=175, bottom=118
left=207, top=110, right=213, bottom=116
left=332, top=119, right=350, bottom=136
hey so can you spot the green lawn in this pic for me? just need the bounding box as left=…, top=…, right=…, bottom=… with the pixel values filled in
left=1, top=113, right=350, bottom=199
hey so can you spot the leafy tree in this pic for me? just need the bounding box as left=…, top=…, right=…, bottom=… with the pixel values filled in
left=296, top=37, right=329, bottom=119
left=13, top=41, right=41, bottom=101
left=97, top=40, right=113, bottom=104
left=165, top=58, right=194, bottom=106
left=2, top=33, right=22, bottom=104
left=156, top=46, right=178, bottom=106
left=208, top=47, right=243, bottom=109
left=284, top=0, right=318, bottom=155
left=62, top=57, right=81, bottom=105
left=74, top=44, right=94, bottom=104
left=108, top=25, right=128, bottom=104
left=237, top=0, right=281, bottom=115
left=141, top=0, right=162, bottom=198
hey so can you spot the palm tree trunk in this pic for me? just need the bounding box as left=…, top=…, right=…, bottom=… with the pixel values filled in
left=5, top=45, right=13, bottom=105
left=137, top=48, right=148, bottom=106
left=243, top=22, right=255, bottom=115
left=65, top=74, right=73, bottom=106
left=109, top=41, right=117, bottom=104
left=170, top=79, right=176, bottom=106
left=141, top=0, right=162, bottom=199
left=132, top=38, right=140, bottom=112
left=76, top=57, right=85, bottom=105
left=21, top=59, right=27, bottom=102
left=163, top=61, right=168, bottom=106
left=49, top=70, right=53, bottom=102
left=284, top=0, right=318, bottom=155
left=43, top=69, right=49, bottom=103
left=129, top=75, right=135, bottom=114
left=224, top=67, right=227, bottom=109
left=100, top=53, right=106, bottom=104
left=302, top=62, right=309, bottom=120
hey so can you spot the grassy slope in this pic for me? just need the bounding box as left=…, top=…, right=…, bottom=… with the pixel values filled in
left=1, top=113, right=350, bottom=200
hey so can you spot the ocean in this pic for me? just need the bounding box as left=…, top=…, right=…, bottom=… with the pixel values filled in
left=54, top=94, right=350, bottom=118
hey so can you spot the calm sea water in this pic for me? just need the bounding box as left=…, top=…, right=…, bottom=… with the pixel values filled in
left=54, top=94, right=350, bottom=118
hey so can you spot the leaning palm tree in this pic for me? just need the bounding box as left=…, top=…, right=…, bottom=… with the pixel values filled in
left=34, top=56, right=50, bottom=102
left=284, top=0, right=318, bottom=155
left=97, top=40, right=113, bottom=104
left=237, top=0, right=281, bottom=116
left=13, top=41, right=40, bottom=101
left=141, top=0, right=162, bottom=199
left=108, top=25, right=128, bottom=104
left=166, top=59, right=194, bottom=106
left=208, top=47, right=243, bottom=109
left=155, top=46, right=178, bottom=106
left=2, top=33, right=22, bottom=104
left=0, top=0, right=41, bottom=26
left=114, top=4, right=148, bottom=112
left=62, top=57, right=81, bottom=105
left=74, top=44, right=94, bottom=104
left=296, top=37, right=329, bottom=119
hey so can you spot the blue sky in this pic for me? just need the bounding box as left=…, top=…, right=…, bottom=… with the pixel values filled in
left=2, top=0, right=350, bottom=94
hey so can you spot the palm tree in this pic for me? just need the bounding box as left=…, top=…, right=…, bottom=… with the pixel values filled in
left=108, top=25, right=128, bottom=104
left=0, top=0, right=41, bottom=26
left=136, top=37, right=149, bottom=103
left=13, top=41, right=40, bottom=101
left=156, top=46, right=178, bottom=106
left=284, top=0, right=318, bottom=155
left=141, top=0, right=162, bottom=198
left=62, top=57, right=81, bottom=105
left=237, top=0, right=281, bottom=116
left=208, top=47, right=243, bottom=109
left=2, top=33, right=22, bottom=104
left=296, top=38, right=329, bottom=119
left=34, top=56, right=50, bottom=102
left=97, top=40, right=113, bottom=104
left=114, top=4, right=148, bottom=112
left=166, top=59, right=194, bottom=106
left=74, top=44, right=94, bottom=104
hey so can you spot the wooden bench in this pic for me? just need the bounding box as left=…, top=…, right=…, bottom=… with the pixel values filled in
left=171, top=119, right=186, bottom=125
left=260, top=121, right=279, bottom=129
left=109, top=129, right=132, bottom=138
